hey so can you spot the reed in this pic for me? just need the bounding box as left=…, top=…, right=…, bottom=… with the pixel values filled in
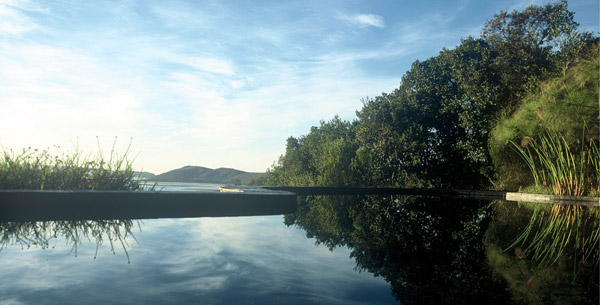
left=511, top=128, right=599, bottom=197
left=0, top=141, right=141, bottom=191
left=506, top=128, right=599, bottom=267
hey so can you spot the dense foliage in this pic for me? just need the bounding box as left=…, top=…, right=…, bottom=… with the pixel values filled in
left=266, top=4, right=600, bottom=303
left=265, top=1, right=598, bottom=191
left=490, top=47, right=599, bottom=191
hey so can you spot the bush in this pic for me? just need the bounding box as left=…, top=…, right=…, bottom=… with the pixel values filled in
left=0, top=143, right=141, bottom=191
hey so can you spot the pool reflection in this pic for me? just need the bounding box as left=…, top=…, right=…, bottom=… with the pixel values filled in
left=2, top=195, right=596, bottom=304
left=0, top=219, right=140, bottom=262
left=0, top=215, right=397, bottom=305
left=285, top=195, right=514, bottom=305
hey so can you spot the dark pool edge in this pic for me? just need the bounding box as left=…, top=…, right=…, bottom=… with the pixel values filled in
left=259, top=187, right=599, bottom=206
left=0, top=190, right=298, bottom=222
left=1, top=188, right=597, bottom=222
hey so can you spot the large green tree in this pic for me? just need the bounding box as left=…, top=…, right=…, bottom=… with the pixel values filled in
left=481, top=0, right=595, bottom=112
left=266, top=1, right=596, bottom=189
left=265, top=116, right=360, bottom=186
left=356, top=38, right=501, bottom=188
left=353, top=1, right=594, bottom=189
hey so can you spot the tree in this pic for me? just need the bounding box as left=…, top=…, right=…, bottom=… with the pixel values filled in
left=265, top=116, right=360, bottom=186
left=266, top=1, right=596, bottom=190
left=481, top=0, right=595, bottom=112
left=356, top=40, right=499, bottom=188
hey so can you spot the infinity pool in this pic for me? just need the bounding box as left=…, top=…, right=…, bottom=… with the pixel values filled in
left=1, top=183, right=597, bottom=304
left=1, top=215, right=398, bottom=305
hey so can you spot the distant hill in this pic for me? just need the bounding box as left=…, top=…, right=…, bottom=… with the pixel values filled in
left=133, top=171, right=157, bottom=180
left=142, top=166, right=266, bottom=185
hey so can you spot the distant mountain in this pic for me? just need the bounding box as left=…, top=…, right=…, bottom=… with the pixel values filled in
left=133, top=171, right=157, bottom=180
left=147, top=166, right=266, bottom=185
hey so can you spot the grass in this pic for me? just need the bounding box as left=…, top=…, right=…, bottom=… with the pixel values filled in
left=511, top=127, right=599, bottom=197
left=0, top=141, right=142, bottom=191
left=503, top=128, right=599, bottom=269
left=489, top=44, right=599, bottom=190
left=0, top=142, right=146, bottom=263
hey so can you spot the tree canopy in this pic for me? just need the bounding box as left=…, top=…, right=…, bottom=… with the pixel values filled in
left=265, top=1, right=598, bottom=190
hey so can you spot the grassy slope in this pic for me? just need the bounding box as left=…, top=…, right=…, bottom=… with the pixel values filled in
left=489, top=45, right=599, bottom=191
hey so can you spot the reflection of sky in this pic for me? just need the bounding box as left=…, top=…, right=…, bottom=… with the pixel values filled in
left=0, top=216, right=396, bottom=304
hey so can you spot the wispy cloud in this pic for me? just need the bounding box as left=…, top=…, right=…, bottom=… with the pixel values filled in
left=354, top=14, right=385, bottom=28
left=1, top=0, right=594, bottom=173
left=0, top=0, right=43, bottom=35
left=0, top=1, right=409, bottom=173
left=339, top=13, right=385, bottom=28
left=180, top=57, right=236, bottom=76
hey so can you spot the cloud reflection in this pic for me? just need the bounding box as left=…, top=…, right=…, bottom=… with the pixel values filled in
left=0, top=216, right=396, bottom=304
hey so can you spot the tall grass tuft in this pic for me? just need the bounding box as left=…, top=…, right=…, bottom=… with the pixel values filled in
left=511, top=128, right=599, bottom=197
left=0, top=141, right=141, bottom=191
left=506, top=128, right=599, bottom=268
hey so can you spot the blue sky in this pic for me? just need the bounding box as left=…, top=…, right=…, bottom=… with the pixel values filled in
left=0, top=0, right=598, bottom=173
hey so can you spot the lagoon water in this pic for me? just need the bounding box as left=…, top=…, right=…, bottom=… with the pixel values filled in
left=0, top=183, right=396, bottom=305
left=1, top=183, right=597, bottom=304
left=144, top=181, right=224, bottom=192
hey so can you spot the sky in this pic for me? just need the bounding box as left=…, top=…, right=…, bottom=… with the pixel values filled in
left=0, top=0, right=598, bottom=174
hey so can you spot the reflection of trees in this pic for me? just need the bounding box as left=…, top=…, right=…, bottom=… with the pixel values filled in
left=0, top=220, right=140, bottom=263
left=485, top=202, right=599, bottom=305
left=285, top=195, right=514, bottom=305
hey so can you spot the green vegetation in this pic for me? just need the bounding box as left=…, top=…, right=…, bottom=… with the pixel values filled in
left=490, top=47, right=599, bottom=191
left=264, top=2, right=599, bottom=304
left=265, top=117, right=360, bottom=187
left=266, top=1, right=598, bottom=192
left=0, top=144, right=141, bottom=190
left=487, top=47, right=599, bottom=304
left=511, top=129, right=599, bottom=197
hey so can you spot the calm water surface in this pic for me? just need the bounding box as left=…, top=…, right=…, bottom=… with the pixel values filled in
left=145, top=181, right=224, bottom=192
left=1, top=183, right=597, bottom=304
left=0, top=183, right=394, bottom=305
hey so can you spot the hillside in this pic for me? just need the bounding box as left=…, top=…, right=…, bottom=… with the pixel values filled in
left=133, top=171, right=157, bottom=180
left=149, top=166, right=266, bottom=184
left=490, top=45, right=599, bottom=191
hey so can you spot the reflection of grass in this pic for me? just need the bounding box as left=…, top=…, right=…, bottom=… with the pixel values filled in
left=485, top=201, right=598, bottom=305
left=505, top=204, right=598, bottom=267
left=0, top=220, right=141, bottom=263
left=506, top=128, right=599, bottom=267
left=0, top=141, right=141, bottom=190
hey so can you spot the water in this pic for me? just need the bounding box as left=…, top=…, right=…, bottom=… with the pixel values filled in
left=144, top=181, right=224, bottom=192
left=1, top=183, right=598, bottom=304
left=1, top=217, right=397, bottom=304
